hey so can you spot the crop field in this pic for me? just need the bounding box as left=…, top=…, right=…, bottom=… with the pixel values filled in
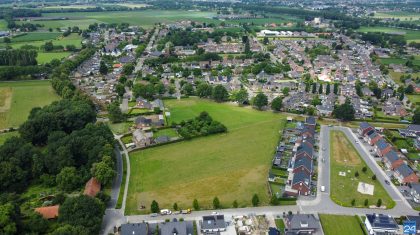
left=37, top=52, right=71, bottom=64
left=0, top=33, right=82, bottom=50
left=0, top=80, right=60, bottom=129
left=357, top=26, right=420, bottom=43
left=329, top=130, right=394, bottom=208
left=126, top=98, right=285, bottom=214
left=42, top=10, right=218, bottom=28
left=320, top=214, right=364, bottom=235
left=373, top=11, right=420, bottom=21
left=10, top=32, right=62, bottom=43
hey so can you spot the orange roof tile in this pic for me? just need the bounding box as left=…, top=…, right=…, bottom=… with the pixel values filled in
left=35, top=205, right=59, bottom=219
left=84, top=177, right=101, bottom=197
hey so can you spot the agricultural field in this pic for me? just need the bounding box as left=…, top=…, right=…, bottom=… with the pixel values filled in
left=0, top=80, right=60, bottom=129
left=373, top=11, right=420, bottom=21
left=42, top=10, right=218, bottom=29
left=356, top=26, right=420, bottom=43
left=126, top=98, right=285, bottom=214
left=37, top=52, right=71, bottom=64
left=9, top=32, right=62, bottom=43
left=0, top=19, right=7, bottom=30
left=329, top=130, right=394, bottom=208
left=319, top=214, right=365, bottom=235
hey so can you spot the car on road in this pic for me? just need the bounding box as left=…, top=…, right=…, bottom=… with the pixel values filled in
left=321, top=186, right=326, bottom=192
left=328, top=124, right=333, bottom=127
left=385, top=180, right=390, bottom=185
left=150, top=213, right=158, bottom=217
left=355, top=140, right=359, bottom=144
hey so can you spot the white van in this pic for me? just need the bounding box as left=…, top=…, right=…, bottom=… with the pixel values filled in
left=321, top=186, right=325, bottom=192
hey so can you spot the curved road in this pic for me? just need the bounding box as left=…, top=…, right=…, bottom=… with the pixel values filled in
left=100, top=125, right=416, bottom=234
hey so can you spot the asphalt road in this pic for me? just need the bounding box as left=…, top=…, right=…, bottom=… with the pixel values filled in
left=100, top=125, right=417, bottom=235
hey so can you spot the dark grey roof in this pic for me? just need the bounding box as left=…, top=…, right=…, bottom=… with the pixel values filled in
left=293, top=156, right=313, bottom=172
left=155, top=136, right=170, bottom=144
left=121, top=223, right=147, bottom=235
left=407, top=124, right=420, bottom=132
left=367, top=131, right=378, bottom=139
left=395, top=164, right=414, bottom=177
left=359, top=122, right=372, bottom=130
left=305, top=116, right=316, bottom=125
left=291, top=170, right=310, bottom=186
left=135, top=116, right=152, bottom=125
left=286, top=214, right=319, bottom=231
left=384, top=150, right=399, bottom=163
left=160, top=221, right=193, bottom=235
left=366, top=214, right=398, bottom=230
left=201, top=215, right=226, bottom=230
left=296, top=143, right=313, bottom=158
left=375, top=139, right=389, bottom=151
left=411, top=183, right=420, bottom=194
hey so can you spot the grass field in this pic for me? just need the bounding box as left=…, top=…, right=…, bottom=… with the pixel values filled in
left=153, top=128, right=179, bottom=138
left=37, top=52, right=71, bottom=64
left=357, top=26, right=420, bottom=43
left=0, top=19, right=7, bottom=30
left=373, top=11, right=420, bottom=21
left=319, top=214, right=364, bottom=235
left=11, top=32, right=62, bottom=43
left=107, top=122, right=132, bottom=135
left=407, top=94, right=420, bottom=106
left=0, top=131, right=19, bottom=145
left=126, top=98, right=285, bottom=214
left=330, top=130, right=394, bottom=208
left=0, top=80, right=60, bottom=129
left=42, top=10, right=218, bottom=29
left=0, top=33, right=82, bottom=51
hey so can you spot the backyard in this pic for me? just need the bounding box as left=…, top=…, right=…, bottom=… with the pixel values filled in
left=329, top=130, right=394, bottom=208
left=319, top=214, right=365, bottom=235
left=126, top=98, right=285, bottom=214
left=0, top=80, right=60, bottom=129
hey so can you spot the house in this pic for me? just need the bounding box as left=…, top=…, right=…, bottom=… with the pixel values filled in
left=305, top=116, right=316, bottom=127
left=273, top=152, right=283, bottom=167
left=410, top=183, right=420, bottom=203
left=35, top=205, right=59, bottom=220
left=293, top=155, right=313, bottom=175
left=399, top=124, right=420, bottom=138
left=383, top=150, right=404, bottom=170
left=135, top=116, right=152, bottom=129
left=295, top=142, right=313, bottom=160
left=133, top=129, right=153, bottom=147
left=406, top=215, right=420, bottom=234
left=152, top=99, right=164, bottom=111
left=358, top=122, right=374, bottom=136
left=290, top=170, right=311, bottom=196
left=121, top=223, right=147, bottom=235
left=365, top=131, right=382, bottom=146
left=201, top=215, right=226, bottom=233
left=415, top=138, right=420, bottom=150
left=375, top=139, right=392, bottom=157
left=84, top=177, right=101, bottom=197
left=284, top=214, right=320, bottom=234
left=160, top=221, right=193, bottom=235
left=136, top=97, right=153, bottom=109
left=381, top=88, right=393, bottom=99
left=394, top=164, right=418, bottom=184
left=364, top=214, right=399, bottom=235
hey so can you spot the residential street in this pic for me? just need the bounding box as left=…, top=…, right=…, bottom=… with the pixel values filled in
left=100, top=125, right=417, bottom=235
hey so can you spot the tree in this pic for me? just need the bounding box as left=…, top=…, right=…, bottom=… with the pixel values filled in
left=252, top=93, right=268, bottom=110
left=312, top=83, right=317, bottom=94
left=59, top=195, right=105, bottom=234
left=326, top=83, right=331, bottom=94
left=91, top=156, right=116, bottom=186
left=151, top=200, right=159, bottom=213
left=196, top=83, right=213, bottom=98
left=115, top=83, right=125, bottom=97
left=405, top=84, right=414, bottom=94
left=252, top=194, right=260, bottom=206
left=0, top=203, right=19, bottom=235
left=181, top=83, right=194, bottom=96
left=23, top=212, right=48, bottom=234
left=108, top=102, right=125, bottom=123
left=193, top=199, right=199, bottom=210
left=133, top=83, right=155, bottom=100
left=362, top=166, right=367, bottom=173
left=44, top=41, right=54, bottom=51
left=212, top=85, right=229, bottom=102
left=232, top=200, right=238, bottom=208
left=372, top=174, right=376, bottom=180
left=333, top=83, right=338, bottom=94
left=282, top=87, right=290, bottom=96
left=173, top=203, right=178, bottom=211
left=355, top=171, right=359, bottom=177
left=318, top=83, right=323, bottom=94
left=271, top=97, right=283, bottom=111
left=99, top=60, right=108, bottom=75
left=232, top=88, right=248, bottom=105
left=351, top=199, right=356, bottom=206
left=413, top=108, right=420, bottom=124
left=3, top=37, right=11, bottom=43
left=263, top=37, right=269, bottom=45
left=56, top=167, right=81, bottom=192
left=333, top=99, right=355, bottom=121
left=122, top=63, right=135, bottom=75
left=50, top=224, right=89, bottom=235
left=364, top=199, right=369, bottom=207
left=376, top=199, right=382, bottom=207
left=213, top=197, right=220, bottom=209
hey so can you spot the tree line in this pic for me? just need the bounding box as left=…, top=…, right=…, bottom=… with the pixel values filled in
left=0, top=49, right=38, bottom=66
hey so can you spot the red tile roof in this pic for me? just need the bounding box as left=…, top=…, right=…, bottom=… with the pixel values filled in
left=84, top=177, right=101, bottom=197
left=35, top=205, right=59, bottom=219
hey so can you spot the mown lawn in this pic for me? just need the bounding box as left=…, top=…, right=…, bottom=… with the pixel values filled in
left=153, top=128, right=179, bottom=138
left=37, top=52, right=71, bottom=64
left=357, top=26, right=420, bottom=42
left=0, top=80, right=60, bottom=129
left=126, top=98, right=285, bottom=214
left=330, top=130, right=394, bottom=208
left=320, top=214, right=364, bottom=235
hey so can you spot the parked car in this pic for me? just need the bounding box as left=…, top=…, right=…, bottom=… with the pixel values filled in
left=321, top=186, right=326, bottom=192
left=150, top=213, right=158, bottom=217
left=385, top=180, right=390, bottom=185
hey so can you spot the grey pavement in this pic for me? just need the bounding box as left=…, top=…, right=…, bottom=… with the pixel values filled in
left=120, top=98, right=129, bottom=113
left=108, top=147, right=123, bottom=209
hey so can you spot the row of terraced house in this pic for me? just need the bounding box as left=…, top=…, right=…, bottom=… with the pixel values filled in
left=358, top=122, right=419, bottom=185
left=284, top=117, right=317, bottom=196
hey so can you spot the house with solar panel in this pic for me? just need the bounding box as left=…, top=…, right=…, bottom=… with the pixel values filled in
left=364, top=214, right=399, bottom=235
